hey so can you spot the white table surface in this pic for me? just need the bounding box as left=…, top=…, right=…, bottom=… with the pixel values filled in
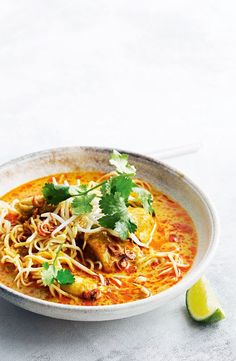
left=0, top=1, right=235, bottom=360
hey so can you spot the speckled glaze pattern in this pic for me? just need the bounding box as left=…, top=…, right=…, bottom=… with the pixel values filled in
left=0, top=147, right=219, bottom=321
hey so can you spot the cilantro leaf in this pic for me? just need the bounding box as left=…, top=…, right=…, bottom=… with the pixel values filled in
left=114, top=221, right=128, bottom=239
left=42, top=183, right=90, bottom=205
left=133, top=187, right=154, bottom=214
left=99, top=192, right=127, bottom=216
left=42, top=183, right=71, bottom=205
left=100, top=181, right=112, bottom=196
left=41, top=231, right=77, bottom=288
left=109, top=150, right=136, bottom=176
left=41, top=265, right=75, bottom=286
left=114, top=219, right=137, bottom=240
left=56, top=269, right=75, bottom=285
left=99, top=192, right=137, bottom=240
left=101, top=175, right=135, bottom=202
left=43, top=261, right=49, bottom=270
left=71, top=194, right=96, bottom=215
left=98, top=214, right=120, bottom=229
left=41, top=262, right=57, bottom=286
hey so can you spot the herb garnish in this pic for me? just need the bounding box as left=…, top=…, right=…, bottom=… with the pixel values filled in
left=41, top=243, right=75, bottom=286
left=42, top=150, right=154, bottom=240
left=109, top=150, right=136, bottom=176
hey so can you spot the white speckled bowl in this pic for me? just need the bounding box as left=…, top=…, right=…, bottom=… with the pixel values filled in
left=0, top=147, right=219, bottom=321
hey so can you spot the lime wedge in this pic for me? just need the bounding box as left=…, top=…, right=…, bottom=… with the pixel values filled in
left=186, top=276, right=225, bottom=323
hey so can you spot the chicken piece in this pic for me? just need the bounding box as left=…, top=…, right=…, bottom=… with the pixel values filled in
left=85, top=232, right=119, bottom=273
left=128, top=207, right=155, bottom=244
left=85, top=231, right=140, bottom=273
left=61, top=275, right=100, bottom=300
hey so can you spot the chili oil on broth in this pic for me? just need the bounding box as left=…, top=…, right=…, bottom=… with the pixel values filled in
left=0, top=171, right=198, bottom=306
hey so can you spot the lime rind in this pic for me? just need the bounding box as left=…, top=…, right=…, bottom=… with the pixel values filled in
left=186, top=276, right=225, bottom=324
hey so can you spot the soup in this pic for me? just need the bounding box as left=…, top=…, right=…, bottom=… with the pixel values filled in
left=0, top=151, right=197, bottom=306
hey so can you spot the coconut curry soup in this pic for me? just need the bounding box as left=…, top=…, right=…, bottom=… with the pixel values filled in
left=0, top=151, right=197, bottom=306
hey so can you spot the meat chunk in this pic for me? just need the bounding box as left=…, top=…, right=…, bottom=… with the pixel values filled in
left=128, top=207, right=155, bottom=244
left=85, top=232, right=119, bottom=272
left=85, top=231, right=139, bottom=273
left=61, top=275, right=100, bottom=300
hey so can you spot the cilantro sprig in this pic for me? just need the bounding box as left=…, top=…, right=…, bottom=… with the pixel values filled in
left=72, top=194, right=96, bottom=215
left=42, top=150, right=154, bottom=240
left=99, top=192, right=137, bottom=239
left=132, top=187, right=154, bottom=214
left=109, top=150, right=136, bottom=176
left=42, top=183, right=71, bottom=205
left=41, top=243, right=75, bottom=286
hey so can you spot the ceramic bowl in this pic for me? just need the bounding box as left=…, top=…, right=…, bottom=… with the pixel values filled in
left=0, top=147, right=219, bottom=321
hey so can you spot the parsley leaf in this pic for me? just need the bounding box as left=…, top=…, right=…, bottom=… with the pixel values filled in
left=71, top=194, right=96, bottom=215
left=109, top=150, right=136, bottom=176
left=56, top=269, right=75, bottom=285
left=42, top=183, right=71, bottom=205
left=99, top=192, right=137, bottom=240
left=133, top=187, right=154, bottom=214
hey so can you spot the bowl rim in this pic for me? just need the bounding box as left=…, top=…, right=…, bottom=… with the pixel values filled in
left=0, top=146, right=220, bottom=312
